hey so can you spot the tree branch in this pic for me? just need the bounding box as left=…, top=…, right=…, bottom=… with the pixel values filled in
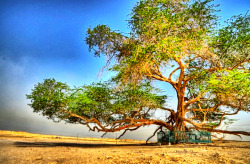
left=147, top=72, right=177, bottom=87
left=117, top=126, right=141, bottom=139
left=184, top=92, right=206, bottom=108
left=188, top=103, right=223, bottom=112
left=185, top=117, right=250, bottom=136
left=70, top=112, right=173, bottom=132
left=159, top=107, right=176, bottom=115
left=169, top=67, right=180, bottom=81
left=146, top=126, right=162, bottom=144
left=230, top=58, right=250, bottom=70
left=174, top=57, right=185, bottom=89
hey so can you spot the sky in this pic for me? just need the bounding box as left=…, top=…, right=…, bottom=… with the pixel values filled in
left=0, top=0, right=249, bottom=141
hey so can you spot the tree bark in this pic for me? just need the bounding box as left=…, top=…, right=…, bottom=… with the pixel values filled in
left=175, top=86, right=186, bottom=131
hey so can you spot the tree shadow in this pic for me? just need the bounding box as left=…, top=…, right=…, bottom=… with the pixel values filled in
left=14, top=141, right=157, bottom=148
left=13, top=141, right=249, bottom=149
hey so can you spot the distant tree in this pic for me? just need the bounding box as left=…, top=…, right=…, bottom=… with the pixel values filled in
left=27, top=0, right=250, bottom=139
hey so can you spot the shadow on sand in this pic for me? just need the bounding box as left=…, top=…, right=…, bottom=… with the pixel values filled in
left=14, top=141, right=157, bottom=148
left=13, top=141, right=249, bottom=149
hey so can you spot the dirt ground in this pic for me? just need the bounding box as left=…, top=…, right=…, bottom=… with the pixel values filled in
left=0, top=130, right=249, bottom=164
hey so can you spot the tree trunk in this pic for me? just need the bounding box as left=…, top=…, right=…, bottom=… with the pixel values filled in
left=175, top=87, right=186, bottom=131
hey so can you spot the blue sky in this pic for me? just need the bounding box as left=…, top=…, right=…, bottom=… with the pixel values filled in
left=0, top=0, right=249, bottom=141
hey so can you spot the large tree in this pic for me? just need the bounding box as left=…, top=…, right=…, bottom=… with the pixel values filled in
left=85, top=0, right=249, bottom=135
left=27, top=0, right=250, bottom=139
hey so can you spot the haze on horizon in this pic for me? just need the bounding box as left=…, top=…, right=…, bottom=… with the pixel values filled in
left=0, top=0, right=249, bottom=141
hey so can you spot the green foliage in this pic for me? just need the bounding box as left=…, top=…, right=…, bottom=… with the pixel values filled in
left=27, top=79, right=167, bottom=124
left=208, top=70, right=250, bottom=96
left=67, top=82, right=113, bottom=119
left=207, top=69, right=250, bottom=110
left=86, top=25, right=124, bottom=57
left=26, top=78, right=69, bottom=122
left=85, top=0, right=249, bottom=130
left=211, top=14, right=250, bottom=68
left=86, top=0, right=222, bottom=84
left=28, top=0, right=249, bottom=135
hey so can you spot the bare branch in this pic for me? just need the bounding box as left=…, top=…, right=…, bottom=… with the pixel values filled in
left=188, top=103, right=223, bottom=112
left=159, top=107, right=176, bottom=115
left=185, top=117, right=250, bottom=136
left=146, top=126, right=162, bottom=144
left=184, top=92, right=206, bottom=108
left=230, top=58, right=250, bottom=70
left=70, top=111, right=173, bottom=133
left=101, top=132, right=108, bottom=138
left=169, top=67, right=180, bottom=81
left=147, top=72, right=177, bottom=87
left=117, top=126, right=141, bottom=139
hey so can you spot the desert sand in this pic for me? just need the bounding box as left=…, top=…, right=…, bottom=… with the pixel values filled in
left=0, top=130, right=249, bottom=164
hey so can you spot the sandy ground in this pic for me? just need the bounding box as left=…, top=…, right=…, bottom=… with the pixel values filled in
left=0, top=130, right=249, bottom=164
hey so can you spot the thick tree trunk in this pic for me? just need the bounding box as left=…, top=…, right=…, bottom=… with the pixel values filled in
left=175, top=87, right=186, bottom=131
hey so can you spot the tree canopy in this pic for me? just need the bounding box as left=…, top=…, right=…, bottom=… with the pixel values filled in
left=27, top=0, right=250, bottom=140
left=27, top=79, right=171, bottom=135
